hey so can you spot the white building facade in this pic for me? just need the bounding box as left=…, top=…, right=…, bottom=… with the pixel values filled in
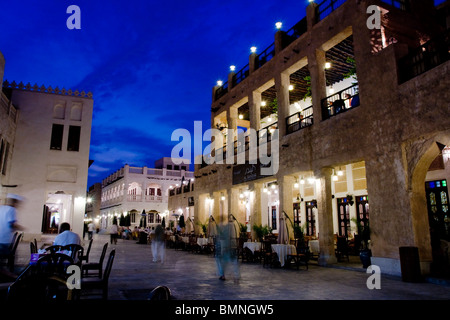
left=98, top=158, right=193, bottom=230
left=0, top=57, right=94, bottom=241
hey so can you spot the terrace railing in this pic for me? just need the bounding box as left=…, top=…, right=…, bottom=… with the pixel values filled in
left=380, top=0, right=409, bottom=11
left=316, top=0, right=347, bottom=22
left=399, top=30, right=450, bottom=83
left=232, top=64, right=250, bottom=87
left=286, top=105, right=314, bottom=134
left=215, top=81, right=228, bottom=100
left=283, top=17, right=307, bottom=48
left=321, top=83, right=360, bottom=120
left=255, top=43, right=275, bottom=70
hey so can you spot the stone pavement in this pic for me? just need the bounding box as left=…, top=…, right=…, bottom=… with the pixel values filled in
left=6, top=233, right=450, bottom=300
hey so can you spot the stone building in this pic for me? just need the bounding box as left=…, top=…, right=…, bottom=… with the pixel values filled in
left=98, top=157, right=193, bottom=231
left=170, top=0, right=450, bottom=278
left=0, top=51, right=94, bottom=241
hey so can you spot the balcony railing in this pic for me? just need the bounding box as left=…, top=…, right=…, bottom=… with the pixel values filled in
left=286, top=105, right=314, bottom=134
left=258, top=122, right=278, bottom=143
left=283, top=17, right=307, bottom=48
left=321, top=83, right=360, bottom=120
left=255, top=43, right=275, bottom=70
left=380, top=0, right=409, bottom=11
left=399, top=30, right=450, bottom=83
left=232, top=64, right=250, bottom=87
left=215, top=81, right=228, bottom=100
left=144, top=195, right=163, bottom=202
left=316, top=0, right=347, bottom=22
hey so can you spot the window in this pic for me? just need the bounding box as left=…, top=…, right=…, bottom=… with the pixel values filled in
left=167, top=165, right=172, bottom=170
left=181, top=166, right=186, bottom=171
left=67, top=125, right=81, bottom=151
left=174, top=165, right=179, bottom=170
left=50, top=124, right=64, bottom=150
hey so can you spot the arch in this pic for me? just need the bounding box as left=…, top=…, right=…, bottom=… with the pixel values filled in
left=409, top=130, right=450, bottom=273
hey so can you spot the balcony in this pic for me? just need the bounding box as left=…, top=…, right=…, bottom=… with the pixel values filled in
left=321, top=83, right=360, bottom=120
left=286, top=105, right=314, bottom=134
left=399, top=30, right=450, bottom=83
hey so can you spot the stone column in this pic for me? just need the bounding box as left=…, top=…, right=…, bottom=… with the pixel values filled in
left=249, top=90, right=262, bottom=132
left=226, top=106, right=238, bottom=164
left=316, top=167, right=337, bottom=265
left=279, top=175, right=295, bottom=241
left=213, top=191, right=221, bottom=223
left=306, top=2, right=318, bottom=30
left=249, top=182, right=263, bottom=240
left=308, top=49, right=327, bottom=122
left=275, top=71, right=290, bottom=138
left=228, top=187, right=240, bottom=222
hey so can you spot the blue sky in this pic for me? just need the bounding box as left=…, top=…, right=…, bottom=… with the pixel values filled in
left=0, top=0, right=311, bottom=187
left=0, top=0, right=446, bottom=187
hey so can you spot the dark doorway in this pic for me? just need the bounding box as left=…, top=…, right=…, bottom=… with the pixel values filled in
left=425, top=179, right=450, bottom=277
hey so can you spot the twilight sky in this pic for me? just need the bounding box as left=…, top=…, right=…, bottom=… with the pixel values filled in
left=0, top=0, right=445, bottom=188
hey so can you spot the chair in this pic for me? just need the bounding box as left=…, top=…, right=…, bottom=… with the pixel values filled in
left=148, top=285, right=171, bottom=300
left=45, top=245, right=63, bottom=254
left=30, top=241, right=37, bottom=254
left=61, top=244, right=84, bottom=265
left=0, top=233, right=22, bottom=272
left=82, top=242, right=108, bottom=278
left=79, top=249, right=115, bottom=300
left=7, top=264, right=73, bottom=301
left=286, top=245, right=310, bottom=270
left=36, top=253, right=74, bottom=278
left=335, top=236, right=350, bottom=262
left=79, top=239, right=93, bottom=263
left=261, top=240, right=278, bottom=268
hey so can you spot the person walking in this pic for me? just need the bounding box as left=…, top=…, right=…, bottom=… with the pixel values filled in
left=110, top=222, right=118, bottom=244
left=0, top=194, right=25, bottom=278
left=87, top=221, right=95, bottom=240
left=152, top=224, right=165, bottom=263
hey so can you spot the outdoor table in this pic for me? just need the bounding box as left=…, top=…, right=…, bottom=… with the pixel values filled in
left=271, top=244, right=296, bottom=267
left=197, top=238, right=209, bottom=246
left=182, top=237, right=190, bottom=244
left=243, top=241, right=261, bottom=254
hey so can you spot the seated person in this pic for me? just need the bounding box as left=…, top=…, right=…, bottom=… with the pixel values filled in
left=332, top=99, right=345, bottom=113
left=53, top=222, right=81, bottom=246
left=350, top=94, right=360, bottom=107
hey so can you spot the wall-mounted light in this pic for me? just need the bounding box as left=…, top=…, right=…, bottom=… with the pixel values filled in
left=230, top=65, right=236, bottom=72
left=308, top=177, right=315, bottom=184
left=261, top=101, right=267, bottom=107
left=332, top=169, right=338, bottom=181
left=294, top=181, right=299, bottom=189
left=239, top=114, right=244, bottom=120
left=275, top=22, right=282, bottom=30
left=300, top=177, right=305, bottom=184
left=250, top=46, right=257, bottom=53
left=325, top=62, right=332, bottom=69
left=217, top=80, right=223, bottom=86
left=337, top=167, right=344, bottom=176
left=289, top=84, right=294, bottom=91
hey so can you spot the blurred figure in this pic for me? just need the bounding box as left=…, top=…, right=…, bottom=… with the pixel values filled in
left=215, top=216, right=240, bottom=282
left=87, top=220, right=95, bottom=240
left=152, top=224, right=165, bottom=263
left=53, top=222, right=81, bottom=246
left=110, top=222, right=118, bottom=244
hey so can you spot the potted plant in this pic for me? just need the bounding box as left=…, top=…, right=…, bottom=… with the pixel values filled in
left=252, top=224, right=270, bottom=242
left=196, top=220, right=208, bottom=236
left=238, top=222, right=248, bottom=241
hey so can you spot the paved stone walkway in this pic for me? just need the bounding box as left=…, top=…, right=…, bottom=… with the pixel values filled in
left=6, top=234, right=450, bottom=301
